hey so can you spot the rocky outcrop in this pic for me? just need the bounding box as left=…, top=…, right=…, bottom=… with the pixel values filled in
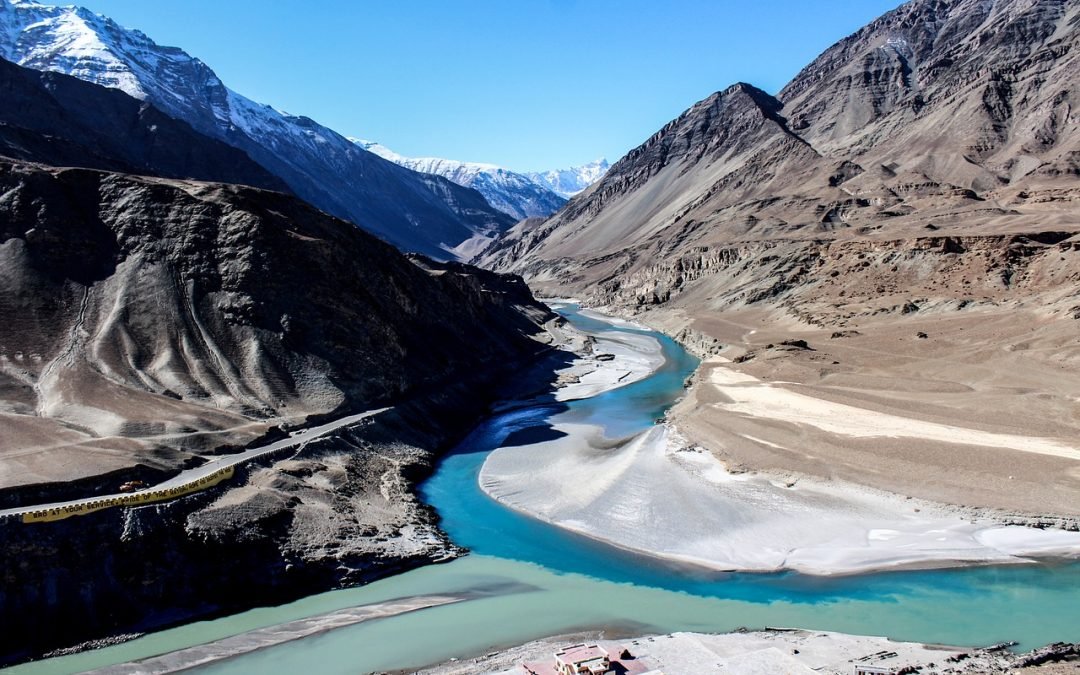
left=780, top=0, right=1080, bottom=187
left=0, top=385, right=509, bottom=664
left=521, top=230, right=1080, bottom=328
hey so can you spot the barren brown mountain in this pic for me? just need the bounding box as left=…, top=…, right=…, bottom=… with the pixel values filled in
left=0, top=159, right=553, bottom=496
left=478, top=0, right=1080, bottom=518
left=0, top=156, right=558, bottom=661
left=0, top=77, right=558, bottom=656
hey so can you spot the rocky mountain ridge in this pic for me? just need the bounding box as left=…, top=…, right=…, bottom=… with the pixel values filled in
left=0, top=158, right=553, bottom=493
left=478, top=0, right=1080, bottom=323
left=0, top=0, right=514, bottom=259
left=0, top=55, right=287, bottom=190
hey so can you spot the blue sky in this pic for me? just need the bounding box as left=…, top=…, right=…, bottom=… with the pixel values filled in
left=75, top=0, right=903, bottom=172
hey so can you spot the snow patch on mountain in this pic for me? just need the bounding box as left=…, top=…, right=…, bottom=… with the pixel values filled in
left=1, top=1, right=148, bottom=97
left=354, top=139, right=567, bottom=221
left=526, top=159, right=611, bottom=199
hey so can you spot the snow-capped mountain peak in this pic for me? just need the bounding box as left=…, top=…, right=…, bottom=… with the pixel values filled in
left=525, top=159, right=611, bottom=199
left=354, top=139, right=508, bottom=177
left=0, top=0, right=304, bottom=148
left=0, top=0, right=191, bottom=101
left=351, top=139, right=406, bottom=163
left=351, top=139, right=567, bottom=221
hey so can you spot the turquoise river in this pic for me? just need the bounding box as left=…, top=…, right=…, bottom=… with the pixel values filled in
left=9, top=305, right=1080, bottom=674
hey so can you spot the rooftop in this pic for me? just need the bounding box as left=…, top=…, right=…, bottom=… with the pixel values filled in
left=523, top=642, right=655, bottom=675
left=555, top=644, right=609, bottom=666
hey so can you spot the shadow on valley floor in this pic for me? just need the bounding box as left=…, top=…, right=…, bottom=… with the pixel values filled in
left=500, top=421, right=569, bottom=449
left=487, top=347, right=579, bottom=448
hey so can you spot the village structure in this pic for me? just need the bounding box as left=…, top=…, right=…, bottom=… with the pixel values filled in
left=521, top=642, right=660, bottom=675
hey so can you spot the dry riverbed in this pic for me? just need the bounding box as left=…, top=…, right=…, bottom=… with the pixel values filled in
left=648, top=304, right=1080, bottom=520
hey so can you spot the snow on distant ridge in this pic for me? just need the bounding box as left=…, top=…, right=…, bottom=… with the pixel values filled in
left=525, top=159, right=610, bottom=199
left=353, top=139, right=567, bottom=221
left=0, top=0, right=518, bottom=259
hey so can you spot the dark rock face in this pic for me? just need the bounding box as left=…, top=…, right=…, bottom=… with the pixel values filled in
left=0, top=18, right=552, bottom=658
left=0, top=395, right=481, bottom=664
left=0, top=160, right=551, bottom=469
left=0, top=0, right=515, bottom=259
left=0, top=158, right=555, bottom=663
left=779, top=0, right=1079, bottom=185
left=0, top=56, right=288, bottom=192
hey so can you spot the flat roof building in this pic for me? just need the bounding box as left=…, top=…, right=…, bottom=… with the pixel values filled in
left=556, top=644, right=611, bottom=674
left=522, top=643, right=655, bottom=675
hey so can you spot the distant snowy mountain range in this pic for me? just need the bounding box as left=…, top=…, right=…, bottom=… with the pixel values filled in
left=0, top=0, right=514, bottom=259
left=355, top=140, right=610, bottom=220
left=525, top=159, right=610, bottom=199
left=355, top=140, right=568, bottom=221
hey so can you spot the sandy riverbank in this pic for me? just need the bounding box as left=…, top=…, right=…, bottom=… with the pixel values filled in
left=552, top=330, right=664, bottom=402
left=537, top=300, right=666, bottom=402
left=479, top=308, right=1080, bottom=575
left=416, top=628, right=1080, bottom=674
left=81, top=594, right=468, bottom=675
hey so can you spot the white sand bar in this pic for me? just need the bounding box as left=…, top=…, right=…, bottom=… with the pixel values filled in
left=554, top=329, right=665, bottom=402
left=424, top=628, right=1060, bottom=674
left=576, top=307, right=652, bottom=330
left=480, top=422, right=1080, bottom=575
